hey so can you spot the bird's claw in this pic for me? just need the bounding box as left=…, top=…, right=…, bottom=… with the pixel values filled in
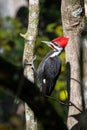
left=24, top=55, right=36, bottom=70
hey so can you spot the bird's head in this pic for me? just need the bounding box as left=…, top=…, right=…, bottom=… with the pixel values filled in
left=42, top=36, right=69, bottom=52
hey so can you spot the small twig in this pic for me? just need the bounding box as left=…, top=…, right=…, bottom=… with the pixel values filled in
left=69, top=101, right=82, bottom=113
left=45, top=95, right=82, bottom=112
left=44, top=95, right=71, bottom=106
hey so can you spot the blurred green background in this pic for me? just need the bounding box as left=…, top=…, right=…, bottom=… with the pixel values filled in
left=0, top=0, right=68, bottom=129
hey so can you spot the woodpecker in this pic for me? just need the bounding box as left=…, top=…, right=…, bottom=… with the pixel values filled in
left=36, top=36, right=69, bottom=96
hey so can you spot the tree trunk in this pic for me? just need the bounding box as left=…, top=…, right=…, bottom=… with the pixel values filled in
left=84, top=0, right=87, bottom=16
left=83, top=0, right=87, bottom=108
left=61, top=0, right=85, bottom=129
left=21, top=0, right=39, bottom=130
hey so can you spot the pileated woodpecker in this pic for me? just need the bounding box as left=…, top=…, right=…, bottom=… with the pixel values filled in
left=36, top=36, right=69, bottom=96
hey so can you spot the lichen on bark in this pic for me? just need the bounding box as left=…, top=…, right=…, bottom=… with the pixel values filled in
left=22, top=0, right=39, bottom=82
left=61, top=0, right=85, bottom=129
left=21, top=0, right=39, bottom=130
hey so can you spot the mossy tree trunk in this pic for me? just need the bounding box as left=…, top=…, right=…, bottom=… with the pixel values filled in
left=21, top=0, right=39, bottom=130
left=83, top=0, right=87, bottom=109
left=61, top=0, right=85, bottom=129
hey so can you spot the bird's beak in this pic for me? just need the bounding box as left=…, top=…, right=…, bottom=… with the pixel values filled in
left=41, top=41, right=63, bottom=51
left=41, top=41, right=50, bottom=46
left=41, top=41, right=54, bottom=49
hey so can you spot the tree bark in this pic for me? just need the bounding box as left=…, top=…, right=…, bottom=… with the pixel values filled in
left=61, top=0, right=85, bottom=129
left=84, top=0, right=87, bottom=16
left=21, top=0, right=39, bottom=130
left=83, top=0, right=87, bottom=108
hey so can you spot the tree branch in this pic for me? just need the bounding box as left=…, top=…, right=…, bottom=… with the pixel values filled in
left=21, top=0, right=39, bottom=129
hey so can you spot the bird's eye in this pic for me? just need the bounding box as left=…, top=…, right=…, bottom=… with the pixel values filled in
left=53, top=42, right=61, bottom=48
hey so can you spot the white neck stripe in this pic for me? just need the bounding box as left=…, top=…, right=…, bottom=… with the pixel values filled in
left=50, top=51, right=60, bottom=57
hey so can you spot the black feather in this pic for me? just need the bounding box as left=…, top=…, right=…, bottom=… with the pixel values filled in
left=36, top=50, right=61, bottom=95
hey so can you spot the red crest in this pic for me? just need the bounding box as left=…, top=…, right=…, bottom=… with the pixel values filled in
left=51, top=36, right=69, bottom=47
